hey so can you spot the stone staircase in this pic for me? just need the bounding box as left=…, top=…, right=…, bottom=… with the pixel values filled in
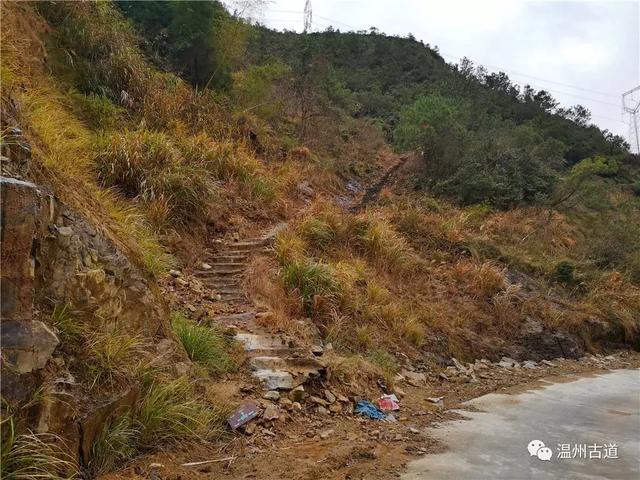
left=194, top=233, right=325, bottom=391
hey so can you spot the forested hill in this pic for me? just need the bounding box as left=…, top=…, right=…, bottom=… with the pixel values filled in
left=248, top=27, right=627, bottom=161
left=245, top=26, right=635, bottom=207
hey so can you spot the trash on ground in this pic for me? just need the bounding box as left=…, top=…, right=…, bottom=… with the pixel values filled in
left=355, top=400, right=388, bottom=420
left=228, top=401, right=261, bottom=430
left=383, top=413, right=397, bottom=423
left=378, top=393, right=400, bottom=411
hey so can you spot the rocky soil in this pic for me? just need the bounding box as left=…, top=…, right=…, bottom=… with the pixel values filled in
left=101, top=351, right=640, bottom=480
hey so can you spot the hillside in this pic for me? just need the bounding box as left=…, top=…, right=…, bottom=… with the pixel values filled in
left=1, top=2, right=639, bottom=479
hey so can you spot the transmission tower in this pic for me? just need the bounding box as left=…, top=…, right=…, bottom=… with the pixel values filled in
left=623, top=85, right=640, bottom=154
left=303, top=0, right=312, bottom=32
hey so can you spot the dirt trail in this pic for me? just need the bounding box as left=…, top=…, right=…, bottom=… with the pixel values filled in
left=352, top=154, right=409, bottom=212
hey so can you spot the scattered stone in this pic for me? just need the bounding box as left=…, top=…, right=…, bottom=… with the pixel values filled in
left=319, top=429, right=334, bottom=440
left=174, top=277, right=189, bottom=287
left=57, top=226, right=74, bottom=237
left=169, top=269, right=181, bottom=278
left=324, top=389, right=337, bottom=404
left=497, top=357, right=517, bottom=368
left=451, top=357, right=465, bottom=371
left=245, top=422, right=257, bottom=435
left=290, top=386, right=307, bottom=403
left=201, top=263, right=212, bottom=270
left=400, top=369, right=426, bottom=386
left=262, top=405, right=280, bottom=421
left=263, top=391, right=280, bottom=401
left=329, top=403, right=342, bottom=413
left=522, top=360, right=538, bottom=369
left=316, top=406, right=330, bottom=415
left=438, top=373, right=449, bottom=381
left=279, top=398, right=293, bottom=410
left=408, top=427, right=420, bottom=434
left=186, top=303, right=197, bottom=312
left=292, top=402, right=302, bottom=411
left=310, top=395, right=329, bottom=407
left=337, top=393, right=350, bottom=403
left=427, top=396, right=444, bottom=406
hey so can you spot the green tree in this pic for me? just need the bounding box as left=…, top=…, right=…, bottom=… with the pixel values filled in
left=394, top=94, right=465, bottom=179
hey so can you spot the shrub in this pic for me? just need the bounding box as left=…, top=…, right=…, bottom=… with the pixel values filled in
left=274, top=229, right=307, bottom=265
left=357, top=216, right=412, bottom=271
left=280, top=259, right=340, bottom=314
left=171, top=312, right=236, bottom=375
left=553, top=260, right=576, bottom=285
left=367, top=349, right=398, bottom=387
left=67, top=91, right=123, bottom=131
left=95, top=130, right=211, bottom=225
left=298, top=216, right=336, bottom=250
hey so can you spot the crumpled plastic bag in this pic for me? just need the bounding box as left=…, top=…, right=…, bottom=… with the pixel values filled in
left=354, top=400, right=387, bottom=420
left=378, top=394, right=400, bottom=411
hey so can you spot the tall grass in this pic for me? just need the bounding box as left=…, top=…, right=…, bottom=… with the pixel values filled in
left=95, top=130, right=212, bottom=226
left=1, top=417, right=79, bottom=480
left=136, top=378, right=225, bottom=449
left=171, top=312, right=236, bottom=375
left=87, top=414, right=139, bottom=477
left=280, top=259, right=340, bottom=314
left=84, top=331, right=145, bottom=389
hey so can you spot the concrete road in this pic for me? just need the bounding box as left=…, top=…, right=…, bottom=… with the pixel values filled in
left=403, top=369, right=640, bottom=480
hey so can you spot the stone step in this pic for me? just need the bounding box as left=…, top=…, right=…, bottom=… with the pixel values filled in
left=219, top=296, right=246, bottom=304
left=235, top=333, right=291, bottom=351
left=211, top=312, right=257, bottom=327
left=197, top=267, right=245, bottom=277
left=253, top=369, right=295, bottom=390
left=216, top=288, right=243, bottom=295
left=225, top=241, right=270, bottom=251
left=206, top=280, right=242, bottom=288
left=249, top=356, right=326, bottom=373
left=209, top=255, right=248, bottom=264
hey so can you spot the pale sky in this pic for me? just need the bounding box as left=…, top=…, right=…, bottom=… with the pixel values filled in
left=243, top=0, right=639, bottom=143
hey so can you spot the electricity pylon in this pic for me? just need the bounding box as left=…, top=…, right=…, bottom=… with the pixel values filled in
left=622, top=86, right=640, bottom=154
left=304, top=0, right=312, bottom=32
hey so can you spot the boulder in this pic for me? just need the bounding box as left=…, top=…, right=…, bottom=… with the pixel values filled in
left=1, top=320, right=59, bottom=373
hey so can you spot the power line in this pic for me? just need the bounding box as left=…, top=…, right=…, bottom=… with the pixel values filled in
left=439, top=52, right=618, bottom=99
